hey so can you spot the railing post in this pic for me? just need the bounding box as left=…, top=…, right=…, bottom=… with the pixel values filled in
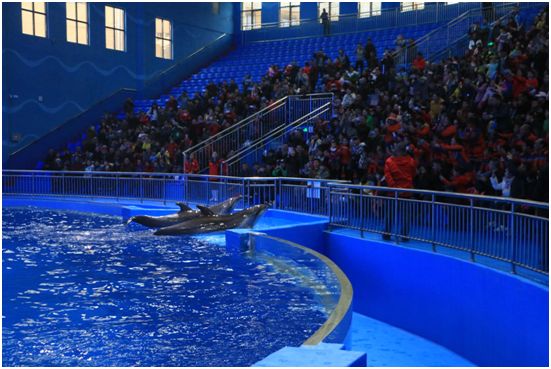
left=62, top=173, right=65, bottom=196
left=32, top=172, right=36, bottom=196
left=469, top=198, right=475, bottom=261
left=431, top=193, right=436, bottom=252
left=394, top=191, right=399, bottom=241
left=163, top=176, right=166, bottom=205
left=510, top=203, right=516, bottom=274
left=140, top=174, right=144, bottom=203
left=360, top=188, right=364, bottom=238
left=327, top=184, right=333, bottom=231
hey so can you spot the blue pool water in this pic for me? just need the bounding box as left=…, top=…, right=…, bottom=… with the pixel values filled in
left=2, top=207, right=328, bottom=366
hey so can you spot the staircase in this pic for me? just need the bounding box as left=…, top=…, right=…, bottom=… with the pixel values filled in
left=183, top=93, right=333, bottom=173
left=222, top=99, right=333, bottom=176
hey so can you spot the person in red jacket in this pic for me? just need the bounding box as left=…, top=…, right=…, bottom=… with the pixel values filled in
left=383, top=142, right=417, bottom=241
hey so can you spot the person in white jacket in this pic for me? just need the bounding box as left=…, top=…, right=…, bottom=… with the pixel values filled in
left=490, top=168, right=514, bottom=197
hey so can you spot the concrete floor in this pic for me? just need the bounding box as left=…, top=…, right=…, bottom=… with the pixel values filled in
left=349, top=313, right=475, bottom=367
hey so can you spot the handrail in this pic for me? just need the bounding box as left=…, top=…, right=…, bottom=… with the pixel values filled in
left=142, top=33, right=229, bottom=90
left=8, top=88, right=137, bottom=158
left=392, top=2, right=532, bottom=63
left=328, top=182, right=549, bottom=210
left=3, top=170, right=548, bottom=275
left=183, top=96, right=288, bottom=156
left=223, top=101, right=332, bottom=168
left=242, top=2, right=476, bottom=34
left=3, top=169, right=547, bottom=209
left=8, top=33, right=231, bottom=164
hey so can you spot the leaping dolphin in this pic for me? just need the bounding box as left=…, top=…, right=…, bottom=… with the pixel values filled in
left=126, top=195, right=242, bottom=228
left=153, top=203, right=269, bottom=236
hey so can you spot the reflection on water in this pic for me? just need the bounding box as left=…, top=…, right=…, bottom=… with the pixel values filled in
left=2, top=207, right=326, bottom=366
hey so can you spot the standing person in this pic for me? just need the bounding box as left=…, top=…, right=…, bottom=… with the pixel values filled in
left=320, top=8, right=330, bottom=36
left=382, top=142, right=417, bottom=241
left=208, top=152, right=221, bottom=202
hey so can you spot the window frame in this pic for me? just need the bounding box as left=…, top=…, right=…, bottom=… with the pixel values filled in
left=400, top=2, right=425, bottom=12
left=279, top=2, right=300, bottom=28
left=318, top=2, right=339, bottom=23
left=66, top=2, right=89, bottom=45
left=21, top=2, right=48, bottom=38
left=358, top=2, right=382, bottom=18
left=241, top=2, right=262, bottom=31
left=105, top=5, right=126, bottom=52
left=155, top=17, right=173, bottom=60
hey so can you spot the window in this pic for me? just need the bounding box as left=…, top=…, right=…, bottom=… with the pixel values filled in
left=318, top=2, right=339, bottom=22
left=21, top=2, right=47, bottom=38
left=280, top=2, right=300, bottom=27
left=358, top=2, right=381, bottom=18
left=242, top=2, right=261, bottom=31
left=105, top=6, right=125, bottom=51
left=66, top=2, right=89, bottom=45
left=401, top=2, right=425, bottom=12
left=155, top=18, right=172, bottom=60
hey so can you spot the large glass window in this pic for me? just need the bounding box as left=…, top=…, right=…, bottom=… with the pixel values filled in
left=105, top=6, right=125, bottom=51
left=280, top=2, right=300, bottom=27
left=318, top=2, right=339, bottom=22
left=242, top=2, right=262, bottom=31
left=401, top=2, right=425, bottom=12
left=358, top=2, right=381, bottom=18
left=21, top=2, right=47, bottom=38
left=66, top=2, right=88, bottom=45
left=155, top=18, right=172, bottom=60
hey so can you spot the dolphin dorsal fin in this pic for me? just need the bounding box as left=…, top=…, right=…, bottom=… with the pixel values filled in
left=197, top=205, right=215, bottom=217
left=176, top=202, right=192, bottom=212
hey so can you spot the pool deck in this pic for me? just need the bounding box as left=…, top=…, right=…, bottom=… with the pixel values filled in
left=349, top=313, right=474, bottom=367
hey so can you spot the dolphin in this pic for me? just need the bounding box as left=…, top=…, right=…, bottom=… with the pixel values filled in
left=153, top=203, right=269, bottom=236
left=126, top=195, right=242, bottom=228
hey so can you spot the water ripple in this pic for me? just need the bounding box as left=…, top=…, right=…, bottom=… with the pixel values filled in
left=3, top=207, right=328, bottom=366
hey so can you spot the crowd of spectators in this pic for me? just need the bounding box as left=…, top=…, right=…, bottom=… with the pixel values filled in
left=43, top=6, right=548, bottom=202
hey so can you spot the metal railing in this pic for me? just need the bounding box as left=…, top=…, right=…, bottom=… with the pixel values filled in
left=395, top=2, right=545, bottom=65
left=183, top=93, right=333, bottom=173
left=241, top=2, right=481, bottom=44
left=327, top=183, right=548, bottom=275
left=3, top=170, right=548, bottom=275
left=222, top=101, right=333, bottom=176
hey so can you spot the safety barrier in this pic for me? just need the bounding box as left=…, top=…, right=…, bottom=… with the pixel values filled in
left=222, top=101, right=333, bottom=176
left=396, top=2, right=545, bottom=65
left=240, top=2, right=481, bottom=44
left=3, top=170, right=548, bottom=275
left=183, top=93, right=333, bottom=173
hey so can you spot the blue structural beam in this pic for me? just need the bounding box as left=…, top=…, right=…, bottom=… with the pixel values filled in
left=253, top=343, right=366, bottom=367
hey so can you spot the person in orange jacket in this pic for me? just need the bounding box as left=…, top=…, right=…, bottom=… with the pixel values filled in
left=382, top=142, right=417, bottom=241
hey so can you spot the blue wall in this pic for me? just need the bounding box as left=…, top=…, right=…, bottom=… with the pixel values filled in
left=3, top=2, right=234, bottom=163
left=325, top=233, right=549, bottom=367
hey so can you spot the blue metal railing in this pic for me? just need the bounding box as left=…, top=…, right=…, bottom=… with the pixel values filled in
left=3, top=170, right=548, bottom=275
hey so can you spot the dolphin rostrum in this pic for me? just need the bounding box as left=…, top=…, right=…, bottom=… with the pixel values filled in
left=153, top=203, right=269, bottom=236
left=126, top=195, right=242, bottom=228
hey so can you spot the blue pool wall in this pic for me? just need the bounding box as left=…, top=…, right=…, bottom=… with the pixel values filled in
left=324, top=233, right=549, bottom=367
left=2, top=195, right=548, bottom=366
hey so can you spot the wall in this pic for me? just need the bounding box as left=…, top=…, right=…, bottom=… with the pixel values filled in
left=3, top=2, right=234, bottom=165
left=325, top=232, right=549, bottom=367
